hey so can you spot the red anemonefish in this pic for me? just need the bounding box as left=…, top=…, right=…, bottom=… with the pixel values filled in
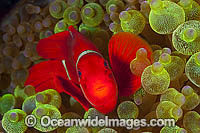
left=24, top=26, right=152, bottom=114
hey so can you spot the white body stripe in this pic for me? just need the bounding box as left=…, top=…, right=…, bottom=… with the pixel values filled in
left=62, top=60, right=71, bottom=80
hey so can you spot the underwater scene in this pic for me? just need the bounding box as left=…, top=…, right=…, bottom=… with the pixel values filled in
left=0, top=0, right=200, bottom=132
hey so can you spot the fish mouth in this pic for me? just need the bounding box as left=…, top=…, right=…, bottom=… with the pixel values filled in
left=96, top=85, right=105, bottom=91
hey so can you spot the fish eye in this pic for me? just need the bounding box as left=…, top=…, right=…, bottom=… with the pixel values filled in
left=104, top=60, right=109, bottom=68
left=78, top=70, right=81, bottom=78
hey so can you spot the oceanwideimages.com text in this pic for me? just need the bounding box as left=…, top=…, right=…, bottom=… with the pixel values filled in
left=25, top=115, right=175, bottom=129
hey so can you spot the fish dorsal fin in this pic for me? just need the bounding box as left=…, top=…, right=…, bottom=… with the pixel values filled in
left=67, top=26, right=100, bottom=61
left=36, top=26, right=81, bottom=83
left=108, top=32, right=152, bottom=96
left=36, top=29, right=74, bottom=60
left=37, top=25, right=99, bottom=61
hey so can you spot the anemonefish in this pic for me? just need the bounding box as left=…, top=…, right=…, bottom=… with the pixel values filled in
left=24, top=26, right=152, bottom=114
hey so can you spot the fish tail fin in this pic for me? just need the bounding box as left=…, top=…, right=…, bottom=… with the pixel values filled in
left=109, top=32, right=152, bottom=96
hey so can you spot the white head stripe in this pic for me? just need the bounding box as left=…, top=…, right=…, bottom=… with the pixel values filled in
left=75, top=50, right=104, bottom=106
left=76, top=50, right=103, bottom=72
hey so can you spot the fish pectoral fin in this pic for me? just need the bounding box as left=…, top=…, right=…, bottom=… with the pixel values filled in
left=57, top=76, right=91, bottom=110
left=24, top=59, right=91, bottom=110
